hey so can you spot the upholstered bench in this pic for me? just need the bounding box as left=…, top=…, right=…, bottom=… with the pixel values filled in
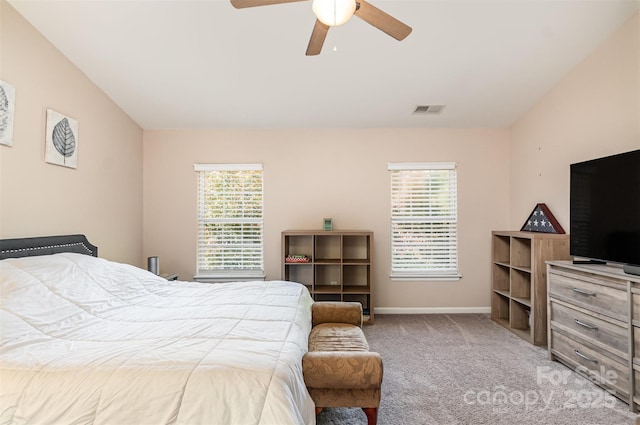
left=303, top=302, right=383, bottom=425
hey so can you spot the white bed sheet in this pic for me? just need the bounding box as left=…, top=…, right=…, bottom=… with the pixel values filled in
left=0, top=253, right=315, bottom=425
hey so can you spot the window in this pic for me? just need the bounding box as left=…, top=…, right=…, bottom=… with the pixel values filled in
left=388, top=162, right=460, bottom=280
left=194, top=163, right=264, bottom=281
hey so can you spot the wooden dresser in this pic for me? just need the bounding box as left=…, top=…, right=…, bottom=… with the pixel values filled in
left=547, top=260, right=640, bottom=411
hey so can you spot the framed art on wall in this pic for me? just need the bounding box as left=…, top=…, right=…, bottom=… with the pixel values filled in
left=45, top=109, right=78, bottom=169
left=0, top=80, right=16, bottom=147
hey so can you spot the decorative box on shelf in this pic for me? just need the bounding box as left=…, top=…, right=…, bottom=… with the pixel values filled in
left=285, top=255, right=310, bottom=263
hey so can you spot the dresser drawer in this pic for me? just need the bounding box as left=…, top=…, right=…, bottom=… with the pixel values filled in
left=632, top=294, right=640, bottom=323
left=548, top=271, right=627, bottom=322
left=634, top=369, right=640, bottom=409
left=632, top=327, right=640, bottom=363
left=550, top=330, right=629, bottom=399
left=550, top=301, right=628, bottom=358
left=633, top=367, right=640, bottom=410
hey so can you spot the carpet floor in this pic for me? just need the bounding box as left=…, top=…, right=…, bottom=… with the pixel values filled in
left=315, top=313, right=637, bottom=425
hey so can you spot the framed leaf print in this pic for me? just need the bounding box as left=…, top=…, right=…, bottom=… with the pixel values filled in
left=0, top=80, right=16, bottom=147
left=520, top=203, right=565, bottom=234
left=45, top=109, right=78, bottom=169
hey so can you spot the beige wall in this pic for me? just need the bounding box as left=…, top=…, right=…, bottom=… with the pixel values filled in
left=509, top=14, right=640, bottom=231
left=0, top=0, right=144, bottom=264
left=144, top=13, right=639, bottom=311
left=4, top=0, right=637, bottom=311
left=143, top=129, right=510, bottom=310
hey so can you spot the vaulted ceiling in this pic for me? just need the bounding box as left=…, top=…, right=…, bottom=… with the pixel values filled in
left=8, top=0, right=639, bottom=129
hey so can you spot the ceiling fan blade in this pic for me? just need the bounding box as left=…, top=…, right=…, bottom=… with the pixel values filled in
left=230, top=0, right=307, bottom=9
left=354, top=0, right=412, bottom=41
left=306, top=20, right=330, bottom=56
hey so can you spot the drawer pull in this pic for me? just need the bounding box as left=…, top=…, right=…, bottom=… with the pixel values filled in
left=572, top=287, right=597, bottom=297
left=574, top=350, right=598, bottom=364
left=574, top=319, right=598, bottom=331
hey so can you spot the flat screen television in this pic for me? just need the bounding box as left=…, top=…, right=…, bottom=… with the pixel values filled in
left=570, top=149, right=640, bottom=276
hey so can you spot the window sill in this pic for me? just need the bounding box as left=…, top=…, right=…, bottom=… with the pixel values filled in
left=390, top=274, right=462, bottom=282
left=194, top=274, right=266, bottom=283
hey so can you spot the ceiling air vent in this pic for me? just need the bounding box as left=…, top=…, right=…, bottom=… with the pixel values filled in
left=413, top=105, right=446, bottom=115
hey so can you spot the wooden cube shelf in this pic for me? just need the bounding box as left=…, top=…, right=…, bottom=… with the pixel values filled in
left=283, top=230, right=374, bottom=324
left=490, top=230, right=570, bottom=345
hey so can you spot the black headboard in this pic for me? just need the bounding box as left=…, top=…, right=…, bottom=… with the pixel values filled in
left=0, top=234, right=98, bottom=260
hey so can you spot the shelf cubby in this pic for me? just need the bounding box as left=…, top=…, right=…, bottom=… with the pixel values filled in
left=511, top=237, right=532, bottom=270
left=493, top=234, right=511, bottom=265
left=343, top=235, right=370, bottom=262
left=315, top=264, right=341, bottom=286
left=510, top=300, right=531, bottom=331
left=492, top=263, right=510, bottom=293
left=315, top=293, right=342, bottom=302
left=344, top=294, right=371, bottom=315
left=343, top=264, right=369, bottom=286
left=511, top=268, right=531, bottom=303
left=491, top=291, right=510, bottom=327
left=284, top=263, right=313, bottom=290
left=315, top=235, right=341, bottom=261
left=284, top=234, right=313, bottom=260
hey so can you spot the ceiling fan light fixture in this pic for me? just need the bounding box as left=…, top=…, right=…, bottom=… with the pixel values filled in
left=312, top=0, right=356, bottom=27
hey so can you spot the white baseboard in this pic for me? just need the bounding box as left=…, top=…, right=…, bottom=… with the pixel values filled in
left=374, top=307, right=491, bottom=314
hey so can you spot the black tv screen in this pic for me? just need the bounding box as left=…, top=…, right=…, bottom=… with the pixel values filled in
left=570, top=149, right=640, bottom=269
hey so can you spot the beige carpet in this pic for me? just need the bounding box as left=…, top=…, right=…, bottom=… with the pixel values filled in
left=316, top=314, right=637, bottom=425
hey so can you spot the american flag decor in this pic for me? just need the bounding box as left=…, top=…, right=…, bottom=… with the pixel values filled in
left=520, top=203, right=565, bottom=234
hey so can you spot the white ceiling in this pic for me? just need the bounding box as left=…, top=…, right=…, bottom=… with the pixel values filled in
left=8, top=0, right=639, bottom=129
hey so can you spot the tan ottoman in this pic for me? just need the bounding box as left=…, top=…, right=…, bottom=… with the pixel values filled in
left=303, top=302, right=383, bottom=425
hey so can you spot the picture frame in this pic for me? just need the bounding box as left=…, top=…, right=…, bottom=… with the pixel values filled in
left=0, top=80, right=16, bottom=147
left=45, top=109, right=78, bottom=169
left=520, top=203, right=565, bottom=234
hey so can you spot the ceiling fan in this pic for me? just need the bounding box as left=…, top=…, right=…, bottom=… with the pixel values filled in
left=230, top=0, right=412, bottom=56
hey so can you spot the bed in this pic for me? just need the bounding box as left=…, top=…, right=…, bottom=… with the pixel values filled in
left=0, top=235, right=316, bottom=425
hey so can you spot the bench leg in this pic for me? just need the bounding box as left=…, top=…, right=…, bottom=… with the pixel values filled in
left=362, top=407, right=377, bottom=425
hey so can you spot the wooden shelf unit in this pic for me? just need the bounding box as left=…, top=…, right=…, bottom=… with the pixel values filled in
left=490, top=230, right=570, bottom=345
left=282, top=230, right=374, bottom=324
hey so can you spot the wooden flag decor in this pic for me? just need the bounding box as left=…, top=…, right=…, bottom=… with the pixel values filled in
left=520, top=203, right=565, bottom=234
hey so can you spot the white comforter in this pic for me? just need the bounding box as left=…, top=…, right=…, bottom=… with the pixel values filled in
left=0, top=253, right=315, bottom=425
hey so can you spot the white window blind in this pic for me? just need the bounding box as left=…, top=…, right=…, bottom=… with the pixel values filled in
left=388, top=162, right=460, bottom=280
left=194, top=163, right=264, bottom=280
